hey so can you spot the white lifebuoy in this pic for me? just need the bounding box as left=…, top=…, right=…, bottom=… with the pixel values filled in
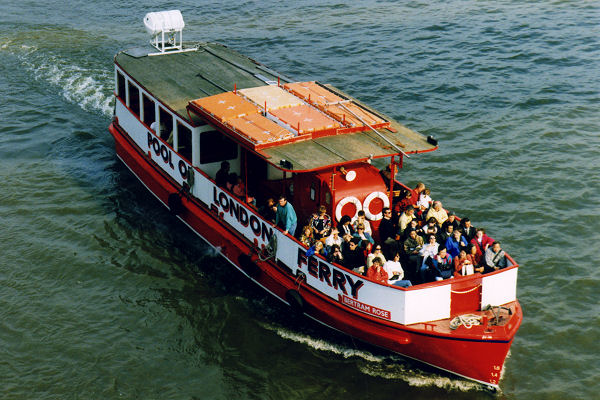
left=335, top=196, right=362, bottom=221
left=362, top=191, right=390, bottom=221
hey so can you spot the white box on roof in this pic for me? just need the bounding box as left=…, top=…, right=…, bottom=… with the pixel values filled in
left=144, top=10, right=185, bottom=36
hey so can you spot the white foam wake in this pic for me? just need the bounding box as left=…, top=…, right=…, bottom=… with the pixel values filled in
left=261, top=322, right=488, bottom=392
left=2, top=40, right=113, bottom=117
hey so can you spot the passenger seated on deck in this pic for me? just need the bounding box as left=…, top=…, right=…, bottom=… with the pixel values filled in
left=337, top=215, right=355, bottom=237
left=351, top=210, right=372, bottom=235
left=466, top=243, right=484, bottom=274
left=425, top=201, right=448, bottom=227
left=384, top=252, right=412, bottom=287
left=445, top=229, right=468, bottom=258
left=402, top=219, right=419, bottom=241
left=366, top=244, right=386, bottom=269
left=226, top=173, right=237, bottom=192
left=366, top=257, right=388, bottom=284
left=441, top=211, right=460, bottom=232
left=420, top=246, right=453, bottom=282
left=415, top=188, right=432, bottom=217
left=215, top=161, right=230, bottom=187
left=398, top=205, right=416, bottom=236
left=403, top=229, right=424, bottom=280
left=310, top=205, right=332, bottom=240
left=324, top=227, right=342, bottom=250
left=352, top=223, right=374, bottom=251
left=418, top=217, right=439, bottom=239
left=299, top=225, right=314, bottom=247
left=306, top=240, right=328, bottom=259
left=393, top=191, right=413, bottom=214
left=232, top=176, right=245, bottom=199
left=420, top=234, right=439, bottom=265
left=470, top=228, right=494, bottom=260
left=437, top=224, right=455, bottom=249
left=484, top=241, right=508, bottom=273
left=454, top=249, right=475, bottom=277
left=410, top=182, right=426, bottom=207
left=460, top=217, right=477, bottom=243
left=342, top=237, right=365, bottom=274
left=328, top=244, right=344, bottom=264
left=245, top=191, right=257, bottom=208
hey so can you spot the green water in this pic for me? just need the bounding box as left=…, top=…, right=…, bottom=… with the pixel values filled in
left=0, top=1, right=598, bottom=399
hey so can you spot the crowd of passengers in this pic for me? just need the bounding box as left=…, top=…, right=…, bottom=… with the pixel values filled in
left=214, top=162, right=509, bottom=287
left=274, top=182, right=509, bottom=287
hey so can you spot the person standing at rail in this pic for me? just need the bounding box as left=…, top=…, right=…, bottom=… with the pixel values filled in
left=275, top=195, right=297, bottom=236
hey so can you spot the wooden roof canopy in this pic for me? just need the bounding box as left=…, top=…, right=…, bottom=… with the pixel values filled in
left=115, top=42, right=437, bottom=172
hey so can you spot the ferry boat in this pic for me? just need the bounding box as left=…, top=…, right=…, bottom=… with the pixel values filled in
left=108, top=10, right=522, bottom=389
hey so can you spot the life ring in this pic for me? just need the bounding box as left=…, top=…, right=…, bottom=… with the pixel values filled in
left=362, top=191, right=390, bottom=221
left=335, top=196, right=362, bottom=221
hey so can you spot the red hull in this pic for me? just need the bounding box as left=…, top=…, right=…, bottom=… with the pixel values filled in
left=109, top=121, right=521, bottom=388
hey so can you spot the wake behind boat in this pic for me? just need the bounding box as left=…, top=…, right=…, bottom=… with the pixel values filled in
left=108, top=10, right=522, bottom=389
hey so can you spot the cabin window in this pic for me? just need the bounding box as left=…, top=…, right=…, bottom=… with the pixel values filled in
left=116, top=71, right=126, bottom=101
left=199, top=130, right=238, bottom=164
left=128, top=82, right=140, bottom=117
left=158, top=107, right=173, bottom=144
left=310, top=184, right=316, bottom=201
left=142, top=93, right=155, bottom=125
left=325, top=191, right=331, bottom=205
left=177, top=121, right=192, bottom=161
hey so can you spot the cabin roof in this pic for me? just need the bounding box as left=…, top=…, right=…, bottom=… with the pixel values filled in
left=259, top=119, right=435, bottom=171
left=115, top=42, right=285, bottom=118
left=115, top=42, right=436, bottom=171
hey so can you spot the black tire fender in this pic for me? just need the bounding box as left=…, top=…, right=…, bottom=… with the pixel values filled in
left=238, top=254, right=261, bottom=278
left=285, top=289, right=304, bottom=313
left=167, top=192, right=183, bottom=214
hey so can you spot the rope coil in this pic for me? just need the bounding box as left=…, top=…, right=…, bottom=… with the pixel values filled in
left=450, top=314, right=482, bottom=330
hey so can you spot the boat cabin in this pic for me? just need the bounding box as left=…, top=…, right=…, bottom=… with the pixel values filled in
left=114, top=45, right=437, bottom=234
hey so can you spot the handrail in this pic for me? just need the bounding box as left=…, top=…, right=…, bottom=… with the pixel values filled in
left=334, top=101, right=409, bottom=158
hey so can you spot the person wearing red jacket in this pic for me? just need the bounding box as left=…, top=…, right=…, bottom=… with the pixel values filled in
left=470, top=228, right=494, bottom=259
left=366, top=257, right=388, bottom=284
left=410, top=182, right=426, bottom=206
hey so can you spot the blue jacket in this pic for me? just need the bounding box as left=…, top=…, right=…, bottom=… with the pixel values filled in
left=445, top=236, right=468, bottom=258
left=306, top=245, right=328, bottom=259
left=275, top=201, right=297, bottom=231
